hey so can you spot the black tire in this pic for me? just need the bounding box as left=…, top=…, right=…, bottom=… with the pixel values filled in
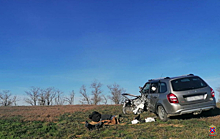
left=158, top=106, right=168, bottom=122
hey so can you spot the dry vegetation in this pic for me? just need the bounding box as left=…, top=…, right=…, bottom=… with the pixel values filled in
left=0, top=105, right=103, bottom=121
left=0, top=103, right=219, bottom=138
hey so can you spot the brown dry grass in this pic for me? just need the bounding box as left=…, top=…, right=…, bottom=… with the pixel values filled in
left=158, top=124, right=184, bottom=127
left=0, top=105, right=102, bottom=122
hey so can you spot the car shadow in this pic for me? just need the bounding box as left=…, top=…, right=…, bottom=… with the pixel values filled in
left=169, top=107, right=220, bottom=120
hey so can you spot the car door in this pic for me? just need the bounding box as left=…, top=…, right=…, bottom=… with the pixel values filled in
left=148, top=82, right=159, bottom=112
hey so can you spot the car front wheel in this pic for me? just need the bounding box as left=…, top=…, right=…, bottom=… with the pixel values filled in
left=122, top=106, right=133, bottom=114
left=158, top=106, right=168, bottom=122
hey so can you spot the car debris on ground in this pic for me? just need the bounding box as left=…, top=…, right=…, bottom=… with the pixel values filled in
left=145, top=117, right=155, bottom=122
left=84, top=111, right=157, bottom=130
left=131, top=119, right=140, bottom=124
left=131, top=114, right=155, bottom=124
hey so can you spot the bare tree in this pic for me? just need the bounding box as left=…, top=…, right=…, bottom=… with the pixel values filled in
left=24, top=87, right=40, bottom=106
left=0, top=90, right=15, bottom=106
left=107, top=83, right=125, bottom=104
left=79, top=85, right=90, bottom=104
left=37, top=87, right=56, bottom=106
left=0, top=93, right=1, bottom=105
left=90, top=80, right=102, bottom=105
left=12, top=96, right=18, bottom=106
left=55, top=90, right=65, bottom=105
left=38, top=89, right=46, bottom=106
left=102, top=95, right=108, bottom=105
left=0, top=92, right=2, bottom=106
left=65, top=90, right=75, bottom=105
left=44, top=87, right=56, bottom=106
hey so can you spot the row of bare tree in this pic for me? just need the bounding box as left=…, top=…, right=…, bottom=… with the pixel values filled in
left=24, top=87, right=75, bottom=106
left=0, top=80, right=126, bottom=106
left=79, top=81, right=125, bottom=105
left=0, top=90, right=18, bottom=106
left=3, top=82, right=219, bottom=106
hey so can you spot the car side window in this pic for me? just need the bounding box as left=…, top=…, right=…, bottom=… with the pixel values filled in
left=150, top=82, right=159, bottom=93
left=159, top=82, right=167, bottom=93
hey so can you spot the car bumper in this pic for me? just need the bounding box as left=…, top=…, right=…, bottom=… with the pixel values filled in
left=167, top=105, right=215, bottom=117
left=165, top=99, right=216, bottom=117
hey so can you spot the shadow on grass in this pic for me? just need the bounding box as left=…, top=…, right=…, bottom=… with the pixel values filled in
left=169, top=107, right=220, bottom=120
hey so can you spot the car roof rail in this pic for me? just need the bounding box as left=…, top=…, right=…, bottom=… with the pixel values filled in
left=148, top=77, right=170, bottom=81
left=178, top=74, right=194, bottom=77
left=148, top=74, right=194, bottom=82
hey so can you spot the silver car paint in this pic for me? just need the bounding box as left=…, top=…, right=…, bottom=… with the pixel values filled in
left=146, top=75, right=216, bottom=117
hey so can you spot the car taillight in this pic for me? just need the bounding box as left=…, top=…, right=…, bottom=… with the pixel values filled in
left=211, top=88, right=215, bottom=98
left=167, top=93, right=179, bottom=103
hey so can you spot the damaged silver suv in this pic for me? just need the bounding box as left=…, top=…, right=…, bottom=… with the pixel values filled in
left=140, top=74, right=216, bottom=121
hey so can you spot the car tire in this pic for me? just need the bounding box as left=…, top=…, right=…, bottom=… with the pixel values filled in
left=158, top=106, right=168, bottom=122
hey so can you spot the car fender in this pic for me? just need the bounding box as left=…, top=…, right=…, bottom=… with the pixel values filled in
left=155, top=102, right=168, bottom=114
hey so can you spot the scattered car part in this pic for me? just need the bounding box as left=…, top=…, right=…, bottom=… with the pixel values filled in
left=122, top=93, right=148, bottom=115
left=131, top=119, right=140, bottom=124
left=145, top=117, right=155, bottom=122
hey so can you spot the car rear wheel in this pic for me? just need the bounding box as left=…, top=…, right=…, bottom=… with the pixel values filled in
left=158, top=106, right=168, bottom=122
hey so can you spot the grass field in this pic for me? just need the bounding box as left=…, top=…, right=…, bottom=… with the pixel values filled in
left=0, top=103, right=219, bottom=139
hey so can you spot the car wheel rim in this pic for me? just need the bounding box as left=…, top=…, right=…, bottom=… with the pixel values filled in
left=159, top=107, right=165, bottom=119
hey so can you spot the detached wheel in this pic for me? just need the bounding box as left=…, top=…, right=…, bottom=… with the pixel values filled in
left=123, top=107, right=133, bottom=114
left=158, top=106, right=168, bottom=122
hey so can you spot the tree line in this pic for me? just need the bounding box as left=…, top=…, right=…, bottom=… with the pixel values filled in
left=0, top=80, right=126, bottom=106
left=1, top=81, right=220, bottom=106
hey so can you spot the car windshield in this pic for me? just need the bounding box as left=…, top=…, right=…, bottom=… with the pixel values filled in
left=141, top=83, right=150, bottom=94
left=171, top=77, right=207, bottom=91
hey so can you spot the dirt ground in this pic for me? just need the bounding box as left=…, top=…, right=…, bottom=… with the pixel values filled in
left=0, top=105, right=102, bottom=121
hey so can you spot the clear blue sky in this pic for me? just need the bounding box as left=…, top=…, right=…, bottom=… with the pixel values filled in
left=0, top=0, right=220, bottom=105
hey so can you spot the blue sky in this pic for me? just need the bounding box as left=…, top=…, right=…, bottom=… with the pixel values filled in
left=0, top=0, right=220, bottom=105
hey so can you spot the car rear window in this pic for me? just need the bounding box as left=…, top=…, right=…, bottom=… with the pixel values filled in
left=171, top=77, right=208, bottom=91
